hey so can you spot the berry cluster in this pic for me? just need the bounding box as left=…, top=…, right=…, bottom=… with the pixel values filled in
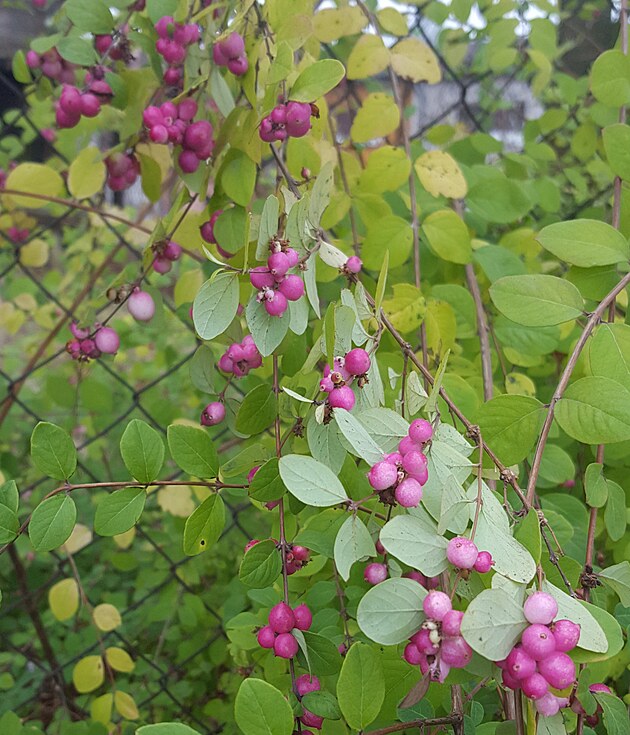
left=151, top=239, right=182, bottom=274
left=296, top=674, right=325, bottom=730
left=105, top=152, right=140, bottom=192
left=446, top=537, right=493, bottom=574
left=7, top=227, right=29, bottom=243
left=213, top=33, right=249, bottom=77
left=367, top=418, right=433, bottom=508
left=127, top=288, right=155, bottom=322
left=498, top=592, right=580, bottom=716
left=54, top=80, right=112, bottom=128
left=403, top=591, right=472, bottom=682
left=66, top=323, right=120, bottom=361
left=26, top=48, right=76, bottom=85
left=94, top=33, right=125, bottom=61
left=259, top=101, right=314, bottom=143
left=244, top=539, right=311, bottom=575
left=155, top=16, right=200, bottom=88
left=218, top=336, right=262, bottom=376
left=319, top=348, right=371, bottom=412
left=200, top=401, right=225, bottom=427
left=143, top=99, right=213, bottom=174
left=364, top=546, right=441, bottom=587
left=251, top=242, right=304, bottom=317
left=256, top=602, right=312, bottom=659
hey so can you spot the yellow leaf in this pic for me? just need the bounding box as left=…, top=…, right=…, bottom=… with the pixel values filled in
left=350, top=93, right=400, bottom=144
left=67, top=147, right=106, bottom=200
left=72, top=656, right=104, bottom=693
left=63, top=523, right=93, bottom=553
left=93, top=603, right=122, bottom=632
left=48, top=578, right=79, bottom=622
left=19, top=238, right=49, bottom=267
left=3, top=163, right=65, bottom=209
left=391, top=38, right=441, bottom=84
left=113, top=528, right=135, bottom=549
left=105, top=647, right=135, bottom=673
left=414, top=151, right=468, bottom=199
left=377, top=7, right=409, bottom=36
left=0, top=302, right=25, bottom=334
left=425, top=300, right=457, bottom=360
left=114, top=690, right=139, bottom=720
left=313, top=7, right=367, bottom=42
left=90, top=693, right=113, bottom=725
left=382, top=284, right=426, bottom=333
left=505, top=372, right=537, bottom=397
left=157, top=484, right=195, bottom=517
left=13, top=293, right=37, bottom=312
left=347, top=35, right=390, bottom=80
left=174, top=269, right=203, bottom=308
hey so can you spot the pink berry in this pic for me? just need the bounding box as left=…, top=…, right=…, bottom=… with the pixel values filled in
left=398, top=436, right=418, bottom=455
left=285, top=101, right=312, bottom=138
left=153, top=256, right=172, bottom=274
left=200, top=402, right=225, bottom=426
left=143, top=106, right=164, bottom=128
left=268, top=602, right=295, bottom=634
left=278, top=274, right=304, bottom=301
left=423, top=591, right=452, bottom=621
left=408, top=419, right=433, bottom=444
left=344, top=348, right=371, bottom=375
left=403, top=570, right=427, bottom=586
left=394, top=477, right=423, bottom=508
left=80, top=93, right=101, bottom=118
left=56, top=105, right=80, bottom=129
left=70, top=322, right=90, bottom=340
left=551, top=619, right=580, bottom=652
left=319, top=376, right=334, bottom=393
left=535, top=692, right=562, bottom=717
left=247, top=466, right=260, bottom=483
left=385, top=452, right=403, bottom=466
left=293, top=603, right=312, bottom=631
left=522, top=672, right=549, bottom=700
left=94, top=35, right=113, bottom=54
left=257, top=625, right=276, bottom=649
left=368, top=461, right=398, bottom=491
left=502, top=669, right=521, bottom=691
left=506, top=646, right=537, bottom=681
left=155, top=16, right=174, bottom=38
left=222, top=32, right=245, bottom=58
left=473, top=551, right=494, bottom=573
left=179, top=149, right=200, bottom=173
left=285, top=247, right=299, bottom=267
left=250, top=267, right=274, bottom=289
left=401, top=450, right=427, bottom=477
left=521, top=624, right=556, bottom=660
left=164, top=241, right=182, bottom=261
left=183, top=120, right=213, bottom=151
left=411, top=628, right=439, bottom=655
left=26, top=50, right=41, bottom=68
left=446, top=537, right=479, bottom=570
left=218, top=354, right=234, bottom=373
left=273, top=632, right=298, bottom=659
left=94, top=327, right=119, bottom=354
left=328, top=385, right=355, bottom=411
left=227, top=56, right=248, bottom=76
left=127, top=289, right=155, bottom=322
left=537, top=651, right=576, bottom=690
left=523, top=592, right=558, bottom=625
left=442, top=609, right=464, bottom=637
left=267, top=252, right=290, bottom=279
left=292, top=546, right=309, bottom=562
left=364, top=562, right=388, bottom=585
left=59, top=85, right=82, bottom=115
left=346, top=256, right=362, bottom=274
left=403, top=642, right=424, bottom=665
left=177, top=98, right=198, bottom=121
left=264, top=291, right=288, bottom=317
left=441, top=636, right=473, bottom=667
left=296, top=674, right=320, bottom=696
left=301, top=711, right=324, bottom=729
left=589, top=683, right=612, bottom=694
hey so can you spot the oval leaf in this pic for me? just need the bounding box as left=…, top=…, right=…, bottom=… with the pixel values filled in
left=278, top=454, right=348, bottom=507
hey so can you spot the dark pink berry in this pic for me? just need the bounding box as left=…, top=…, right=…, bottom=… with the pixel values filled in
left=285, top=101, right=312, bottom=138
left=537, top=651, right=576, bottom=690
left=164, top=241, right=182, bottom=261
left=278, top=274, right=304, bottom=301
left=273, top=632, right=298, bottom=659
left=423, top=591, right=452, bottom=621
left=263, top=291, right=288, bottom=317
left=250, top=266, right=274, bottom=289
left=521, top=624, right=556, bottom=660
left=403, top=570, right=427, bottom=586
left=401, top=450, right=427, bottom=477
left=473, top=551, right=493, bottom=573
left=364, top=562, right=388, bottom=585
left=301, top=711, right=324, bottom=729
left=345, top=256, right=362, bottom=274
left=257, top=625, right=275, bottom=649
left=200, top=402, right=225, bottom=426
left=80, top=93, right=101, bottom=118
left=153, top=256, right=172, bottom=274
left=408, top=419, right=433, bottom=443
left=293, top=603, right=312, bottom=631
left=292, top=546, right=309, bottom=562
left=506, top=646, right=537, bottom=681
left=296, top=674, right=320, bottom=696
left=551, top=619, right=580, bottom=652
left=446, top=537, right=479, bottom=570
left=522, top=672, right=549, bottom=700
left=328, top=385, right=355, bottom=411
left=227, top=56, right=248, bottom=76
left=267, top=252, right=290, bottom=279
left=398, top=436, right=418, bottom=455
left=179, top=150, right=200, bottom=173
left=268, top=602, right=295, bottom=634
left=411, top=628, right=439, bottom=655
left=183, top=120, right=213, bottom=151
left=403, top=642, right=424, bottom=665
left=502, top=668, right=521, bottom=691
left=344, top=348, right=370, bottom=375
left=523, top=592, right=558, bottom=625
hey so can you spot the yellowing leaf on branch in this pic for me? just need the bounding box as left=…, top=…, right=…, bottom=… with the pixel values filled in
left=90, top=693, right=113, bottom=725
left=63, top=523, right=93, bottom=553
left=105, top=647, right=135, bottom=673
left=414, top=151, right=468, bottom=198
left=350, top=93, right=400, bottom=144
left=391, top=38, right=441, bottom=84
left=157, top=484, right=195, bottom=517
left=347, top=35, right=390, bottom=80
left=314, top=7, right=367, bottom=43
left=114, top=690, right=139, bottom=720
left=382, top=284, right=426, bottom=334
left=48, top=578, right=80, bottom=621
left=19, top=239, right=49, bottom=268
left=3, top=163, right=65, bottom=209
left=72, top=655, right=104, bottom=693
left=93, top=603, right=122, bottom=631
left=67, top=146, right=106, bottom=200
left=377, top=7, right=409, bottom=36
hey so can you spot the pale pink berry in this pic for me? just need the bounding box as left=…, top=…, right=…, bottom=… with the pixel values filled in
left=442, top=609, right=464, bottom=637
left=385, top=452, right=402, bottom=465
left=268, top=602, right=295, bottom=634
left=293, top=603, right=312, bottom=631
left=394, top=477, right=423, bottom=507
left=153, top=256, right=172, bottom=274
left=296, top=674, right=320, bottom=696
left=165, top=241, right=182, bottom=261
left=524, top=592, right=558, bottom=625
left=473, top=551, right=493, bottom=573
left=94, top=327, right=119, bottom=354
left=273, top=632, right=298, bottom=659
left=346, top=256, right=362, bottom=274
left=368, top=461, right=398, bottom=491
left=319, top=376, right=334, bottom=393
left=551, top=619, right=580, bottom=652
left=423, top=591, right=452, bottom=621
left=328, top=385, right=355, bottom=411
left=364, top=562, right=388, bottom=585
left=522, top=672, right=549, bottom=700
left=408, top=419, right=433, bottom=443
left=344, top=348, right=370, bottom=375
left=398, top=436, right=418, bottom=455
left=401, top=450, right=427, bottom=477
left=200, top=401, right=225, bottom=426
left=143, top=105, right=163, bottom=127
left=218, top=354, right=234, bottom=373
left=70, top=322, right=90, bottom=340
left=535, top=692, right=562, bottom=717
left=285, top=247, right=299, bottom=267
left=264, top=291, right=288, bottom=317
left=26, top=50, right=41, bottom=68
left=220, top=32, right=245, bottom=58
left=537, top=651, right=576, bottom=690
left=403, top=642, right=424, bottom=665
left=447, top=537, right=479, bottom=570
left=278, top=274, right=304, bottom=301
left=128, top=289, right=155, bottom=322
left=411, top=628, right=439, bottom=655
left=521, top=624, right=556, bottom=660
left=285, top=101, right=312, bottom=138
left=506, top=646, right=537, bottom=681
left=257, top=625, right=275, bottom=649
left=441, top=636, right=473, bottom=667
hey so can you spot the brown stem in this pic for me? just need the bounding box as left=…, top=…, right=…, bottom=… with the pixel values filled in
left=365, top=715, right=463, bottom=735
left=514, top=691, right=525, bottom=735
left=465, top=263, right=493, bottom=401
left=328, top=112, right=360, bottom=256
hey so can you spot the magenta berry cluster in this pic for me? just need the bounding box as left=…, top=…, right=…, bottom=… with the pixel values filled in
left=94, top=33, right=125, bottom=61
left=260, top=101, right=314, bottom=143
left=284, top=544, right=310, bottom=575
left=498, top=591, right=580, bottom=716
left=151, top=239, right=182, bottom=275
left=319, top=348, right=372, bottom=413
left=143, top=99, right=214, bottom=174
left=7, top=227, right=29, bottom=243
left=295, top=674, right=325, bottom=730
left=127, top=288, right=155, bottom=322
left=403, top=591, right=472, bottom=683
left=256, top=601, right=312, bottom=659
left=155, top=16, right=200, bottom=88
left=54, top=80, right=112, bottom=128
left=446, top=537, right=494, bottom=573
left=105, top=152, right=140, bottom=192
left=26, top=48, right=76, bottom=85
left=218, top=336, right=262, bottom=377
left=66, top=322, right=120, bottom=361
left=200, top=401, right=226, bottom=427
left=213, top=32, right=249, bottom=77
left=251, top=241, right=304, bottom=317
left=367, top=418, right=432, bottom=508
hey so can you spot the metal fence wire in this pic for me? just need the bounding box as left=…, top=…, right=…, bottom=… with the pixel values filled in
left=0, top=1, right=620, bottom=732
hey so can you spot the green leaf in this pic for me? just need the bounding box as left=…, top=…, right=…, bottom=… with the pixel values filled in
left=120, top=419, right=164, bottom=484
left=189, top=345, right=215, bottom=393
left=256, top=196, right=279, bottom=259
left=351, top=93, right=400, bottom=143
left=29, top=495, right=77, bottom=552
left=460, top=588, right=527, bottom=660
left=65, top=0, right=114, bottom=32
left=599, top=561, right=630, bottom=606
left=589, top=323, right=630, bottom=391
left=379, top=513, right=449, bottom=577
left=236, top=384, right=276, bottom=435
left=537, top=219, right=629, bottom=267
left=335, top=409, right=384, bottom=465
left=183, top=494, right=225, bottom=555
left=604, top=480, right=627, bottom=542
left=245, top=297, right=290, bottom=357
left=234, top=679, right=293, bottom=735
left=301, top=690, right=341, bottom=720
left=337, top=643, right=385, bottom=729
left=57, top=37, right=98, bottom=66
left=192, top=271, right=240, bottom=341
left=0, top=480, right=19, bottom=513
left=290, top=59, right=345, bottom=102
left=422, top=209, right=472, bottom=264
left=590, top=49, right=630, bottom=107
left=467, top=175, right=531, bottom=224
left=220, top=151, right=256, bottom=207
left=603, top=123, right=630, bottom=181
left=0, top=506, right=19, bottom=544
left=584, top=463, right=608, bottom=508
left=94, top=487, right=146, bottom=536
left=31, top=422, right=77, bottom=481
left=357, top=578, right=427, bottom=646
left=248, top=458, right=286, bottom=502
left=475, top=395, right=545, bottom=466
left=489, top=275, right=583, bottom=327
left=278, top=454, right=348, bottom=507
left=294, top=509, right=347, bottom=558
left=307, top=419, right=347, bottom=474
left=592, top=693, right=630, bottom=735
left=333, top=515, right=375, bottom=581
left=167, top=425, right=218, bottom=478
left=238, top=539, right=282, bottom=588
left=12, top=50, right=31, bottom=84
left=136, top=725, right=202, bottom=735
left=213, top=206, right=247, bottom=255
left=555, top=376, right=630, bottom=444
left=356, top=409, right=409, bottom=454
left=301, top=631, right=342, bottom=676
left=541, top=581, right=608, bottom=653
left=514, top=509, right=542, bottom=565
left=363, top=216, right=412, bottom=271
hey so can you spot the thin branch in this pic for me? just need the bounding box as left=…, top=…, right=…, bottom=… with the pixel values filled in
left=465, top=262, right=493, bottom=401
left=365, top=714, right=463, bottom=735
